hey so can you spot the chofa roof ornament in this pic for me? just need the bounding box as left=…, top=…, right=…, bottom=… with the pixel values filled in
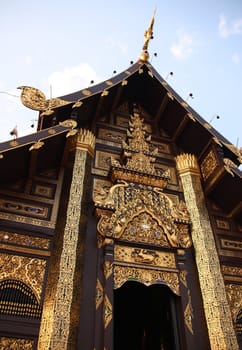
left=139, top=9, right=156, bottom=62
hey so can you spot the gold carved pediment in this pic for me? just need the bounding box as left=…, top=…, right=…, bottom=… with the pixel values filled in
left=119, top=209, right=172, bottom=247
left=95, top=183, right=191, bottom=249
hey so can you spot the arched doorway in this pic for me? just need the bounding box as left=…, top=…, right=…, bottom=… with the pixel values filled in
left=114, top=281, right=180, bottom=350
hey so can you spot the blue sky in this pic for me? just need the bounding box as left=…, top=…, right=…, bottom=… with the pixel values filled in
left=0, top=0, right=242, bottom=148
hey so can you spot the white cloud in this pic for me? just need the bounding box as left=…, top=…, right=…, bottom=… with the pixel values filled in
left=47, top=63, right=101, bottom=97
left=24, top=55, right=33, bottom=65
left=232, top=53, right=240, bottom=64
left=218, top=15, right=229, bottom=38
left=219, top=14, right=242, bottom=38
left=170, top=32, right=194, bottom=60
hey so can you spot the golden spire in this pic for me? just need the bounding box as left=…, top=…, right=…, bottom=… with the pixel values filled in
left=139, top=9, right=156, bottom=62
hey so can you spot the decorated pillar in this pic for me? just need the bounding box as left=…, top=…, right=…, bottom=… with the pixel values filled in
left=38, top=128, right=95, bottom=350
left=175, top=153, right=238, bottom=350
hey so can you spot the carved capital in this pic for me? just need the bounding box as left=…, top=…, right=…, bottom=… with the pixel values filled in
left=68, top=128, right=95, bottom=156
left=175, top=153, right=200, bottom=177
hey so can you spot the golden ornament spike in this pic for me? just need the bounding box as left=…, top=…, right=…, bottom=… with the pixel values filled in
left=139, top=9, right=156, bottom=62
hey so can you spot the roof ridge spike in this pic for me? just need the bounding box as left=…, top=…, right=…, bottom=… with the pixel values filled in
left=139, top=9, right=156, bottom=63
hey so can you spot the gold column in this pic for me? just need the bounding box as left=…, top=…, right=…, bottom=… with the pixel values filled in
left=38, top=129, right=95, bottom=350
left=175, top=153, right=238, bottom=350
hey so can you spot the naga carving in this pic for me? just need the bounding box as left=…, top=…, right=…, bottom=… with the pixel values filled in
left=94, top=109, right=191, bottom=249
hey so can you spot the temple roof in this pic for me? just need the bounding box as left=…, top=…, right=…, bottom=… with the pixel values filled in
left=0, top=16, right=241, bottom=224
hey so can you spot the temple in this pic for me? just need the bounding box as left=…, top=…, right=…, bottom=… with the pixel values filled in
left=0, top=14, right=242, bottom=350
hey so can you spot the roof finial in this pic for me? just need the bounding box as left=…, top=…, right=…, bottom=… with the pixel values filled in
left=139, top=9, right=156, bottom=62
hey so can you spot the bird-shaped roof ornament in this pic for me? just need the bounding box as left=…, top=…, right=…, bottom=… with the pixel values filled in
left=139, top=9, right=156, bottom=62
left=17, top=86, right=70, bottom=113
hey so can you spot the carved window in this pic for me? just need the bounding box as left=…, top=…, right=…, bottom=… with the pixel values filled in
left=0, top=279, right=41, bottom=319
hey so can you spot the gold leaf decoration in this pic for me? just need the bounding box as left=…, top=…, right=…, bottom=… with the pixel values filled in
left=213, top=137, right=222, bottom=147
left=40, top=108, right=54, bottom=116
left=72, top=100, right=83, bottom=108
left=187, top=113, right=196, bottom=122
left=167, top=92, right=174, bottom=100
left=82, top=89, right=92, bottom=96
left=204, top=122, right=212, bottom=130
left=181, top=102, right=188, bottom=108
left=18, top=86, right=47, bottom=110
left=59, top=119, right=77, bottom=128
left=101, top=90, right=109, bottom=97
left=29, top=140, right=44, bottom=151
left=148, top=70, right=154, bottom=78
left=10, top=140, right=19, bottom=147
left=66, top=129, right=78, bottom=138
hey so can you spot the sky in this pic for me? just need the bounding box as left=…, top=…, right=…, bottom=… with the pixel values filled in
left=0, top=0, right=242, bottom=149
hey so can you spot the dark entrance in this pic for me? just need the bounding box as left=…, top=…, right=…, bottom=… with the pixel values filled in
left=114, top=281, right=180, bottom=350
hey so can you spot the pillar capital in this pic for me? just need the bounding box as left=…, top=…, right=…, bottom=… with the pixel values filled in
left=175, top=153, right=200, bottom=177
left=68, top=128, right=95, bottom=157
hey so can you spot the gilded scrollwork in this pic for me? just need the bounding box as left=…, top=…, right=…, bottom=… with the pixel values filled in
left=113, top=265, right=180, bottom=295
